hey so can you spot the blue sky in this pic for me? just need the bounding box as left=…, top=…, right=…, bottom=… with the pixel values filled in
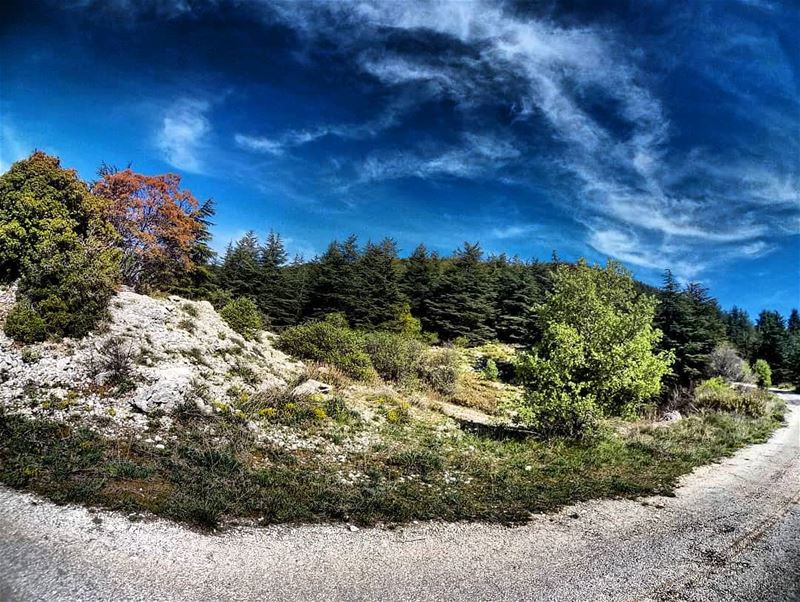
left=1, top=0, right=798, bottom=318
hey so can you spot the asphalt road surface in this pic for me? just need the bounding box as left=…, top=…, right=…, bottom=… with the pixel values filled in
left=1, top=392, right=798, bottom=601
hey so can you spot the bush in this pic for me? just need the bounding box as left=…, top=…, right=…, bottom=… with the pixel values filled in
left=474, top=343, right=517, bottom=382
left=1, top=153, right=121, bottom=340
left=362, top=331, right=425, bottom=383
left=754, top=359, right=771, bottom=389
left=707, top=344, right=752, bottom=383
left=4, top=300, right=47, bottom=343
left=278, top=320, right=375, bottom=381
left=416, top=348, right=462, bottom=396
left=694, top=377, right=767, bottom=417
left=515, top=260, right=673, bottom=437
left=220, top=297, right=262, bottom=339
left=96, top=337, right=136, bottom=391
left=481, top=358, right=500, bottom=381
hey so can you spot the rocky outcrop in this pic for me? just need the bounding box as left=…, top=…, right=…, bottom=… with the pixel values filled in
left=0, top=287, right=303, bottom=433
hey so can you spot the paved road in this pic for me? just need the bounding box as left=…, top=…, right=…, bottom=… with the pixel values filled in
left=1, top=393, right=798, bottom=602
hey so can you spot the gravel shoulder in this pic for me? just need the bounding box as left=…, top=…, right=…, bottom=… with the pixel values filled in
left=1, top=393, right=798, bottom=602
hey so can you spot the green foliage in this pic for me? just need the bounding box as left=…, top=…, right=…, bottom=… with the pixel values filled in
left=754, top=311, right=787, bottom=381
left=220, top=297, right=263, bottom=339
left=305, top=236, right=361, bottom=321
left=4, top=300, right=47, bottom=343
left=753, top=359, right=772, bottom=389
left=707, top=344, right=753, bottom=383
left=278, top=320, right=376, bottom=381
left=381, top=303, right=423, bottom=338
left=416, top=348, right=462, bottom=396
left=351, top=238, right=405, bottom=328
left=516, top=260, right=673, bottom=437
left=0, top=394, right=784, bottom=528
left=481, top=358, right=500, bottom=381
left=655, top=271, right=726, bottom=387
left=725, top=306, right=756, bottom=360
left=220, top=232, right=262, bottom=300
left=400, top=244, right=440, bottom=330
left=694, top=378, right=768, bottom=417
left=362, top=331, right=425, bottom=383
left=0, top=152, right=120, bottom=341
left=426, top=243, right=495, bottom=344
left=489, top=255, right=541, bottom=345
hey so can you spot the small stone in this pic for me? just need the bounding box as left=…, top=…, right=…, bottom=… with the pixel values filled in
left=348, top=525, right=359, bottom=532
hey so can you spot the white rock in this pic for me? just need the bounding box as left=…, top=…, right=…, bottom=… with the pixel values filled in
left=291, top=379, right=332, bottom=398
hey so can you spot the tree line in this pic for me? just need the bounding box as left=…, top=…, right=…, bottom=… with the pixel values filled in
left=1, top=152, right=798, bottom=390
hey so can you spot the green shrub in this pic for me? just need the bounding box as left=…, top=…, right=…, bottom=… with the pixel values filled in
left=278, top=320, right=375, bottom=381
left=1, top=152, right=121, bottom=340
left=417, top=348, right=462, bottom=396
left=515, top=332, right=601, bottom=438
left=474, top=343, right=517, bottom=382
left=694, top=377, right=767, bottom=417
left=515, top=260, right=673, bottom=438
left=753, top=360, right=771, bottom=389
left=481, top=358, right=500, bottom=381
left=220, top=297, right=262, bottom=339
left=4, top=300, right=47, bottom=343
left=362, top=331, right=425, bottom=383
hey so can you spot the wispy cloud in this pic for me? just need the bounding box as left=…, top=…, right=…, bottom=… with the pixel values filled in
left=490, top=224, right=541, bottom=240
left=150, top=0, right=798, bottom=279
left=156, top=98, right=210, bottom=173
left=0, top=123, right=30, bottom=173
left=235, top=95, right=417, bottom=156
left=358, top=133, right=520, bottom=183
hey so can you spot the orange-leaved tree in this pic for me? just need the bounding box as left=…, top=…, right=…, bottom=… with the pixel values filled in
left=92, top=167, right=204, bottom=290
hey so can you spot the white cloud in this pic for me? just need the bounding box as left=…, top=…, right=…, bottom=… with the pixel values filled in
left=490, top=224, right=541, bottom=240
left=249, top=0, right=798, bottom=276
left=156, top=98, right=210, bottom=173
left=235, top=134, right=285, bottom=156
left=0, top=124, right=29, bottom=174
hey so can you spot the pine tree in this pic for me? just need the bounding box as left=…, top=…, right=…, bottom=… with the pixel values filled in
left=399, top=244, right=441, bottom=330
left=257, top=231, right=297, bottom=328
left=305, top=236, right=360, bottom=321
left=351, top=238, right=405, bottom=328
left=427, top=242, right=495, bottom=344
left=725, top=306, right=757, bottom=360
left=655, top=272, right=724, bottom=387
left=280, top=255, right=313, bottom=326
left=171, top=198, right=218, bottom=299
left=754, top=310, right=787, bottom=379
left=220, top=231, right=261, bottom=300
left=490, top=255, right=541, bottom=345
left=788, top=309, right=800, bottom=335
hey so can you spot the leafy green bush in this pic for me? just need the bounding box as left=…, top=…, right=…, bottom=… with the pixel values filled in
left=278, top=320, right=376, bottom=381
left=481, top=358, right=500, bottom=381
left=754, top=359, right=771, bottom=389
left=4, top=300, right=47, bottom=343
left=362, top=331, right=425, bottom=383
left=220, top=297, right=262, bottom=339
left=416, top=348, right=462, bottom=396
left=515, top=261, right=673, bottom=438
left=694, top=377, right=768, bottom=417
left=1, top=152, right=121, bottom=341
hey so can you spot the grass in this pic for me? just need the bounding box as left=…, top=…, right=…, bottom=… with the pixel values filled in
left=0, top=400, right=785, bottom=530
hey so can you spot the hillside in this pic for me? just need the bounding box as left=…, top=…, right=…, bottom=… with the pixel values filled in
left=0, top=287, right=303, bottom=438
